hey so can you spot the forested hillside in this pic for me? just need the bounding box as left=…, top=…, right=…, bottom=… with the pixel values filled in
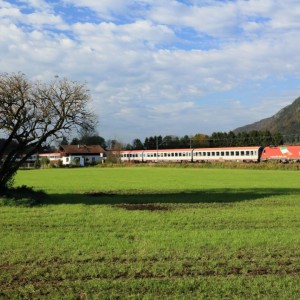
left=234, top=96, right=300, bottom=143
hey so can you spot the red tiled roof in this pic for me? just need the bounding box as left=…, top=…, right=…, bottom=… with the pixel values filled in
left=60, top=145, right=105, bottom=154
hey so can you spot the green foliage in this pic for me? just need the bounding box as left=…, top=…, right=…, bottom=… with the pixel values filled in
left=39, top=156, right=50, bottom=168
left=130, top=131, right=284, bottom=150
left=209, top=130, right=284, bottom=147
left=71, top=157, right=81, bottom=166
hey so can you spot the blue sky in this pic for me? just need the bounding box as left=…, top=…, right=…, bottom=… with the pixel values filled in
left=1, top=0, right=300, bottom=143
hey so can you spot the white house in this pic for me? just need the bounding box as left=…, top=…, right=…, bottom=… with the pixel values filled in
left=59, top=145, right=106, bottom=166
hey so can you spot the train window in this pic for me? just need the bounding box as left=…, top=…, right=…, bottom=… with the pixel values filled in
left=246, top=151, right=249, bottom=155
left=212, top=152, right=215, bottom=156
left=175, top=153, right=178, bottom=157
left=168, top=153, right=170, bottom=157
left=171, top=153, right=174, bottom=157
left=221, top=152, right=224, bottom=156
left=251, top=151, right=254, bottom=155
left=164, top=153, right=167, bottom=157
left=241, top=151, right=245, bottom=156
left=235, top=151, right=239, bottom=156
left=216, top=152, right=220, bottom=156
left=179, top=153, right=182, bottom=156
left=231, top=151, right=234, bottom=156
left=226, top=151, right=229, bottom=156
left=154, top=153, right=156, bottom=157
left=203, top=152, right=206, bottom=156
left=207, top=152, right=211, bottom=156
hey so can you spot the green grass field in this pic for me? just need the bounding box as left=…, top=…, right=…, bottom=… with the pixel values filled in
left=1, top=167, right=300, bottom=299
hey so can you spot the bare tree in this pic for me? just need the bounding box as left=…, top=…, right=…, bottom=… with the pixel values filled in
left=0, top=73, right=97, bottom=193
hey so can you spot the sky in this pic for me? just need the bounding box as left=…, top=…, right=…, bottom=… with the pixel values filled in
left=1, top=0, right=300, bottom=144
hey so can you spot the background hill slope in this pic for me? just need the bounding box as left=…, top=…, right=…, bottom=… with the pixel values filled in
left=234, top=96, right=300, bottom=136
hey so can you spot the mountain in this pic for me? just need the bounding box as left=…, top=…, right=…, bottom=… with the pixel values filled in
left=234, top=96, right=300, bottom=136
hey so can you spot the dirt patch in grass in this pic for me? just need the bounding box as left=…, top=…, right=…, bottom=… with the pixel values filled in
left=115, top=204, right=170, bottom=211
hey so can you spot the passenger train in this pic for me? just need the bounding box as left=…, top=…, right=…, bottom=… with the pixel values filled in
left=116, top=145, right=300, bottom=163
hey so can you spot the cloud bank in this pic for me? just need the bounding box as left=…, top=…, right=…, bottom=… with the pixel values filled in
left=1, top=0, right=300, bottom=142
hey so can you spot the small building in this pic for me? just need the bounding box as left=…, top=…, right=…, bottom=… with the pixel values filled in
left=59, top=145, right=106, bottom=166
left=39, top=153, right=62, bottom=166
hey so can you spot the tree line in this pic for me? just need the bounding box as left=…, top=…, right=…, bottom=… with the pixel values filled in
left=123, top=130, right=284, bottom=150
left=62, top=130, right=284, bottom=151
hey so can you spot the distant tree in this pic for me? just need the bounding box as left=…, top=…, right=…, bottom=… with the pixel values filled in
left=209, top=132, right=226, bottom=147
left=106, top=139, right=123, bottom=151
left=60, top=136, right=69, bottom=146
left=179, top=135, right=190, bottom=148
left=226, top=131, right=236, bottom=146
left=82, top=135, right=106, bottom=148
left=106, top=139, right=123, bottom=163
left=132, top=138, right=144, bottom=150
left=192, top=133, right=210, bottom=148
left=260, top=130, right=273, bottom=146
left=161, top=135, right=180, bottom=149
left=125, top=144, right=133, bottom=150
left=272, top=132, right=283, bottom=145
left=70, top=125, right=106, bottom=149
left=148, top=136, right=157, bottom=150
left=40, top=156, right=50, bottom=168
left=70, top=137, right=80, bottom=145
left=0, top=73, right=96, bottom=193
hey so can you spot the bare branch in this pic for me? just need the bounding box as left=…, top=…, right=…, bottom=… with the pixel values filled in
left=0, top=73, right=97, bottom=192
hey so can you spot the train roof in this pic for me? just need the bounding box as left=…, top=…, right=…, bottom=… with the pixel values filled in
left=118, top=146, right=261, bottom=153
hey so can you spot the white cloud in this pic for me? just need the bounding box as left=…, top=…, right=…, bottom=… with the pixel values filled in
left=1, top=0, right=300, bottom=141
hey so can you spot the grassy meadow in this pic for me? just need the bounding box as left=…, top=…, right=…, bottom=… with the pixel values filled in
left=0, top=167, right=300, bottom=299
